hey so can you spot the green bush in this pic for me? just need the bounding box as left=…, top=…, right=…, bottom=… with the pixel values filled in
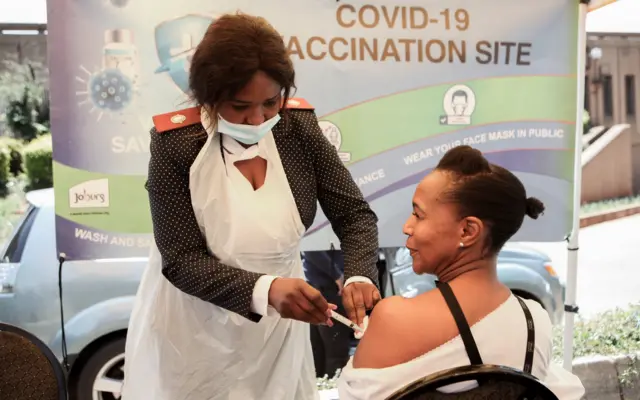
left=0, top=146, right=10, bottom=198
left=553, top=304, right=640, bottom=361
left=23, top=133, right=53, bottom=191
left=0, top=59, right=50, bottom=141
left=583, top=109, right=592, bottom=134
left=0, top=137, right=24, bottom=176
left=580, top=195, right=640, bottom=216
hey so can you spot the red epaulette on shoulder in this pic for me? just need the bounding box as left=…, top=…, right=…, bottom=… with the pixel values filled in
left=284, top=98, right=314, bottom=110
left=152, top=106, right=201, bottom=133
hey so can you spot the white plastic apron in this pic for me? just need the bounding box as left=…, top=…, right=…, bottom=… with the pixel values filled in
left=122, top=129, right=318, bottom=400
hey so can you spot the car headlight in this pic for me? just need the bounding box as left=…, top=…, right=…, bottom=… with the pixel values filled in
left=0, top=263, right=18, bottom=294
left=544, top=262, right=558, bottom=278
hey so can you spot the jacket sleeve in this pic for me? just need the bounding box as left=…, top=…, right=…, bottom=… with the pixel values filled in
left=146, top=127, right=263, bottom=322
left=298, top=112, right=380, bottom=286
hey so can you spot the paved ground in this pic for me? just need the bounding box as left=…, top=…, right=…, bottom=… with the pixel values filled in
left=519, top=213, right=640, bottom=319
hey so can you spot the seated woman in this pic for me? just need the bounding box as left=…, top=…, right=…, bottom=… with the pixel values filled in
left=338, top=146, right=584, bottom=399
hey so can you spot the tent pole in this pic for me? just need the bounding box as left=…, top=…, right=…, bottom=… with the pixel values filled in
left=563, top=0, right=589, bottom=372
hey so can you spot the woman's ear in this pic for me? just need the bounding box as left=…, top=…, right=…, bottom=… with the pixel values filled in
left=460, top=217, right=484, bottom=247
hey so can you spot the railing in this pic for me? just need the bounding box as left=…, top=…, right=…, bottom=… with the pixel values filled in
left=0, top=23, right=47, bottom=35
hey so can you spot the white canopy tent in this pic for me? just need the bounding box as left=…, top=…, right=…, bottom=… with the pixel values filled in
left=0, top=0, right=46, bottom=24
left=587, top=0, right=639, bottom=34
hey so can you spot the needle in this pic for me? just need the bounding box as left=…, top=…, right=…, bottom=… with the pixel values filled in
left=330, top=310, right=364, bottom=333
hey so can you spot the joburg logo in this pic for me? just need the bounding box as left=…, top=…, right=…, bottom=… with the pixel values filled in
left=69, top=179, right=110, bottom=209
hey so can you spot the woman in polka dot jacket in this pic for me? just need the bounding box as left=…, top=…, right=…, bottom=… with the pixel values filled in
left=122, top=13, right=381, bottom=400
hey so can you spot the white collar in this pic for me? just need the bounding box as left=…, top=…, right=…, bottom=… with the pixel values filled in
left=221, top=134, right=263, bottom=161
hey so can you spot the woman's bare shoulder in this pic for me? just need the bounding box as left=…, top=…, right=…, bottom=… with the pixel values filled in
left=352, top=293, right=442, bottom=369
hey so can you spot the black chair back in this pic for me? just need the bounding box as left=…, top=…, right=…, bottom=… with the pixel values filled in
left=0, top=322, right=67, bottom=400
left=386, top=364, right=559, bottom=400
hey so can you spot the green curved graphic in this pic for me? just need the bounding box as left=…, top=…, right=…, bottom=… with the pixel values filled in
left=320, top=75, right=576, bottom=164
left=55, top=75, right=576, bottom=233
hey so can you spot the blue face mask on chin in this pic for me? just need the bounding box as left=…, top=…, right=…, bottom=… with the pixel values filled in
left=217, top=114, right=282, bottom=145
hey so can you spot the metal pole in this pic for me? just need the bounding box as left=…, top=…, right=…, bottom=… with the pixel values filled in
left=563, top=1, right=589, bottom=371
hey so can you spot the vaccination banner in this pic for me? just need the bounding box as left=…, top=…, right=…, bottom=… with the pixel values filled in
left=48, top=0, right=579, bottom=260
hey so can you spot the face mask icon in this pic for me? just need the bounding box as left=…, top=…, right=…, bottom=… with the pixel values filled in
left=451, top=91, right=468, bottom=116
left=440, top=85, right=475, bottom=126
left=325, top=127, right=340, bottom=149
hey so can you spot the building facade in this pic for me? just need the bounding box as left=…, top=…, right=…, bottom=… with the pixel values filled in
left=587, top=33, right=640, bottom=194
left=0, top=23, right=47, bottom=68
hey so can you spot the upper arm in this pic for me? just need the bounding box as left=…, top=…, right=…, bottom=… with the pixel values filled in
left=146, top=128, right=206, bottom=264
left=352, top=296, right=414, bottom=369
left=295, top=111, right=379, bottom=282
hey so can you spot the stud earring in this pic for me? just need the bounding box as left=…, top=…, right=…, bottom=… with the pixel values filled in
left=459, top=242, right=464, bottom=248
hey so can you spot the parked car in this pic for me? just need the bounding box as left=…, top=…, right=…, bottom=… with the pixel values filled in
left=0, top=189, right=565, bottom=400
left=0, top=189, right=145, bottom=400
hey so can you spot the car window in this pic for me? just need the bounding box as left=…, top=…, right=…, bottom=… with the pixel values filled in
left=2, top=205, right=38, bottom=263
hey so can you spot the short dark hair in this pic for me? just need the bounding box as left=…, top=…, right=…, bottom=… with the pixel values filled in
left=189, top=13, right=296, bottom=110
left=452, top=90, right=467, bottom=99
left=435, top=145, right=545, bottom=253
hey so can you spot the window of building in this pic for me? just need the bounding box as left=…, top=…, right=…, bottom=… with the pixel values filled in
left=625, top=75, right=635, bottom=117
left=602, top=74, right=613, bottom=117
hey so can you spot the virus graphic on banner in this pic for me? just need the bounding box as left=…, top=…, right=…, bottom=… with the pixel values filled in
left=88, top=69, right=133, bottom=111
left=75, top=29, right=140, bottom=121
left=76, top=66, right=136, bottom=121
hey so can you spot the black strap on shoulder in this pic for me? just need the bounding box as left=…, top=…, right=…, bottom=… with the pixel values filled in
left=437, top=282, right=536, bottom=375
left=515, top=296, right=535, bottom=374
left=436, top=281, right=483, bottom=365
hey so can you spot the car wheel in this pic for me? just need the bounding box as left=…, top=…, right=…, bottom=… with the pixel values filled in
left=75, top=337, right=125, bottom=400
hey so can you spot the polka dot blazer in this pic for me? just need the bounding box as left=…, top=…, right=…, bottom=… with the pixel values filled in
left=146, top=109, right=380, bottom=322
